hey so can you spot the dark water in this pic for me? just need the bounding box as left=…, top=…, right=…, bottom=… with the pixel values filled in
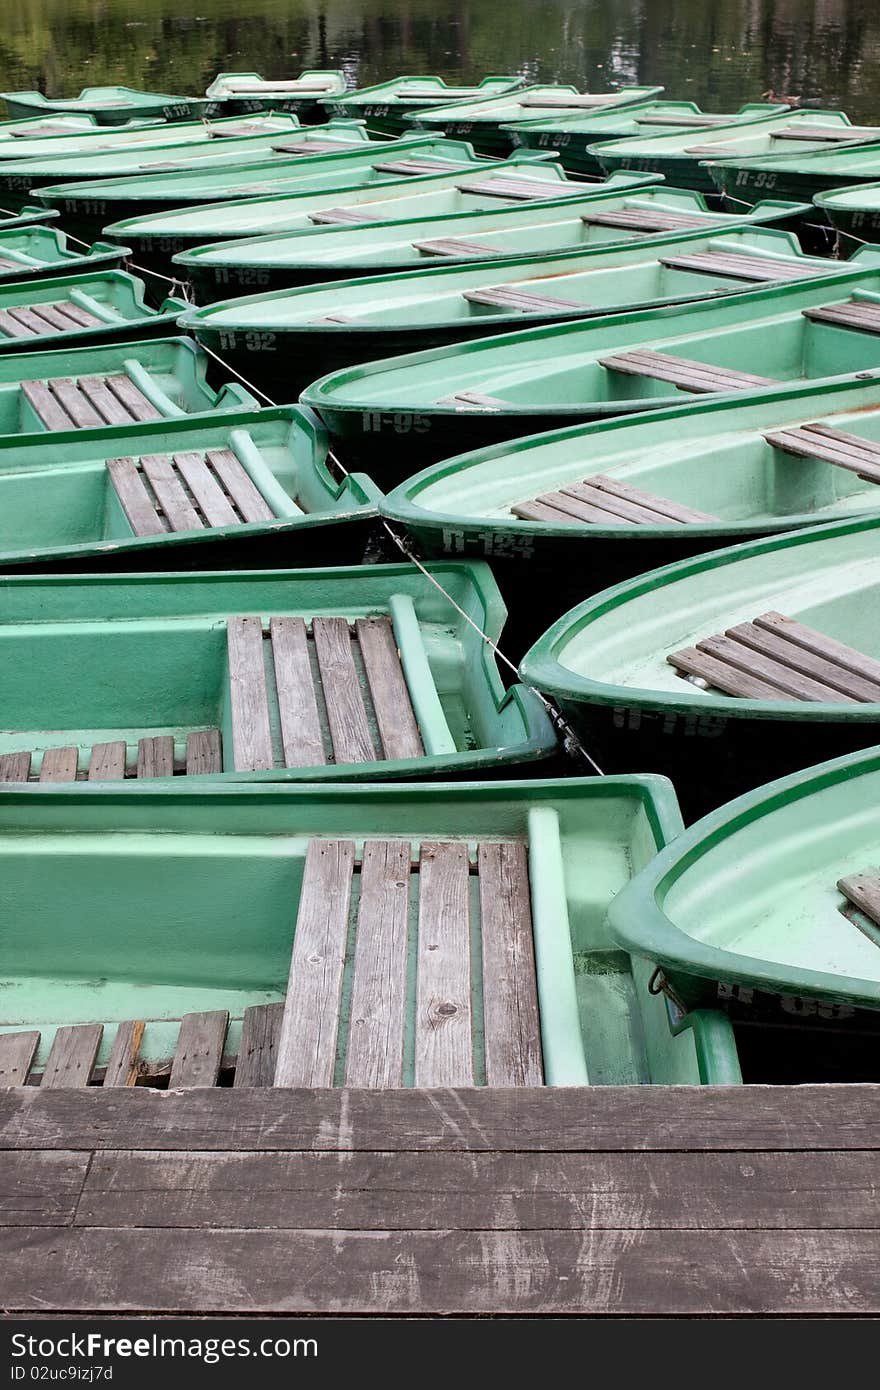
left=2, top=0, right=880, bottom=124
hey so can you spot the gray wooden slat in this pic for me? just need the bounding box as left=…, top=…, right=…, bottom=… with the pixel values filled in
left=803, top=301, right=880, bottom=334
left=457, top=177, right=578, bottom=201
left=39, top=746, right=78, bottom=782
left=437, top=389, right=506, bottom=409
left=775, top=124, right=875, bottom=141
left=205, top=448, right=275, bottom=523
left=523, top=490, right=631, bottom=525
left=312, top=617, right=376, bottom=765
left=173, top=452, right=239, bottom=528
left=659, top=251, right=820, bottom=282
left=765, top=426, right=880, bottom=483
left=667, top=646, right=790, bottom=698
left=463, top=285, right=586, bottom=311
left=754, top=611, right=880, bottom=685
left=274, top=839, right=356, bottom=1088
left=599, top=348, right=776, bottom=392
left=415, top=841, right=473, bottom=1088
left=371, top=157, right=469, bottom=174
left=136, top=735, right=175, bottom=779
left=269, top=616, right=325, bottom=768
left=695, top=634, right=854, bottom=701
left=0, top=310, right=37, bottom=337
left=88, top=741, right=126, bottom=781
left=139, top=454, right=204, bottom=533
left=478, top=841, right=543, bottom=1088
left=24, top=305, right=77, bottom=332
left=0, top=751, right=32, bottom=782
left=582, top=208, right=710, bottom=232
left=102, top=1021, right=144, bottom=1088
left=45, top=378, right=103, bottom=428
left=227, top=616, right=274, bottom=773
left=41, top=1025, right=103, bottom=1089
left=78, top=376, right=132, bottom=424
left=5, top=306, right=47, bottom=334
left=106, top=456, right=166, bottom=537
left=838, top=873, right=880, bottom=927
left=512, top=497, right=605, bottom=525
left=307, top=208, right=374, bottom=226
left=561, top=480, right=687, bottom=524
left=519, top=92, right=619, bottom=108
left=413, top=237, right=506, bottom=257
left=0, top=1032, right=40, bottom=1087
left=234, top=1004, right=284, bottom=1088
left=344, top=840, right=411, bottom=1088
left=0, top=1150, right=89, bottom=1227
left=53, top=300, right=102, bottom=328
left=104, top=374, right=162, bottom=422
left=20, top=379, right=76, bottom=429
left=803, top=422, right=880, bottom=464
left=725, top=622, right=880, bottom=701
left=185, top=729, right=222, bottom=776
left=168, top=1011, right=229, bottom=1089
left=355, top=617, right=424, bottom=761
left=589, top=475, right=718, bottom=523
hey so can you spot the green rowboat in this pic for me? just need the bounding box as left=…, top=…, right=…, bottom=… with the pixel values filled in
left=518, top=514, right=880, bottom=819
left=178, top=227, right=852, bottom=397
left=591, top=109, right=874, bottom=193
left=301, top=249, right=880, bottom=470
left=321, top=75, right=526, bottom=137
left=0, top=112, right=302, bottom=165
left=609, top=744, right=880, bottom=1036
left=0, top=406, right=382, bottom=572
left=405, top=85, right=664, bottom=155
left=814, top=182, right=880, bottom=244
left=0, top=773, right=741, bottom=1087
left=204, top=71, right=346, bottom=120
left=502, top=101, right=788, bottom=177
left=706, top=141, right=880, bottom=207
left=0, top=271, right=186, bottom=353
left=0, top=335, right=257, bottom=442
left=0, top=205, right=58, bottom=231
left=0, top=562, right=555, bottom=784
left=0, top=225, right=127, bottom=285
left=0, top=86, right=207, bottom=126
left=173, top=185, right=811, bottom=300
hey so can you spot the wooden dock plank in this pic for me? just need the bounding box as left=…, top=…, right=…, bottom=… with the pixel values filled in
left=106, top=456, right=165, bottom=537
left=102, top=1021, right=144, bottom=1089
left=174, top=451, right=239, bottom=528
left=415, top=841, right=473, bottom=1087
left=0, top=751, right=32, bottom=782
left=88, top=741, right=126, bottom=781
left=312, top=617, right=376, bottom=765
left=234, top=1004, right=284, bottom=1088
left=168, top=1012, right=229, bottom=1090
left=185, top=729, right=222, bottom=776
left=274, top=839, right=355, bottom=1088
left=269, top=616, right=325, bottom=768
left=140, top=454, right=203, bottom=533
left=479, top=842, right=543, bottom=1088
left=39, top=746, right=78, bottom=782
left=136, top=735, right=174, bottom=779
left=0, top=1032, right=39, bottom=1087
left=227, top=615, right=274, bottom=772
left=0, top=1151, right=89, bottom=1227
left=345, top=840, right=411, bottom=1088
left=40, top=1025, right=103, bottom=1089
left=355, top=617, right=424, bottom=761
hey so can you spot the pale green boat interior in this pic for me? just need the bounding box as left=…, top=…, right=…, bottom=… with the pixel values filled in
left=0, top=225, right=121, bottom=274
left=0, top=271, right=181, bottom=339
left=205, top=70, right=346, bottom=101
left=0, top=86, right=202, bottom=115
left=0, top=112, right=301, bottom=164
left=0, top=774, right=741, bottom=1086
left=408, top=84, right=663, bottom=128
left=503, top=99, right=782, bottom=139
left=324, top=75, right=525, bottom=110
left=710, top=139, right=880, bottom=177
left=815, top=181, right=880, bottom=213
left=591, top=108, right=862, bottom=163
left=0, top=114, right=125, bottom=140
left=186, top=229, right=839, bottom=331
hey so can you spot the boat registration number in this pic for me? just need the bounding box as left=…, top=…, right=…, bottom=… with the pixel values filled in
left=361, top=410, right=431, bottom=435
left=217, top=330, right=277, bottom=351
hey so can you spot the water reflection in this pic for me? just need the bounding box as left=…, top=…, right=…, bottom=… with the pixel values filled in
left=0, top=1, right=878, bottom=122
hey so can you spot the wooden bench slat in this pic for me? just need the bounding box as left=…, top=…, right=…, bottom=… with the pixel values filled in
left=312, top=617, right=376, bottom=765
left=559, top=480, right=672, bottom=524
left=205, top=448, right=275, bottom=524
left=667, top=646, right=789, bottom=698
left=463, top=284, right=587, bottom=312
left=106, top=456, right=166, bottom=537
left=0, top=309, right=37, bottom=338
left=659, top=251, right=821, bottom=283
left=168, top=1011, right=229, bottom=1089
left=696, top=634, right=855, bottom=702
left=635, top=114, right=730, bottom=127
left=275, top=139, right=354, bottom=155
left=7, top=306, right=51, bottom=333
left=20, top=379, right=76, bottom=429
left=764, top=426, right=880, bottom=484
left=274, top=839, right=355, bottom=1087
left=105, top=374, right=162, bottom=422
left=355, top=617, right=424, bottom=762
left=415, top=841, right=474, bottom=1088
left=599, top=348, right=776, bottom=392
left=512, top=496, right=618, bottom=525
left=234, top=1003, right=284, bottom=1088
left=136, top=735, right=175, bottom=778
left=436, top=389, right=506, bottom=409
left=39, top=746, right=78, bottom=782
left=413, top=237, right=506, bottom=257
left=478, top=841, right=543, bottom=1087
left=838, top=873, right=880, bottom=928
left=269, top=616, right=326, bottom=768
left=78, top=376, right=133, bottom=425
left=88, top=741, right=126, bottom=781
left=307, top=208, right=375, bottom=226
left=173, top=451, right=239, bottom=528
left=345, top=840, right=411, bottom=1088
left=227, top=616, right=274, bottom=772
left=45, top=377, right=104, bottom=427
left=588, top=474, right=719, bottom=523
left=754, top=611, right=880, bottom=686
left=775, top=124, right=875, bottom=141
left=26, top=305, right=80, bottom=332
left=457, top=178, right=577, bottom=201
left=803, top=301, right=880, bottom=334
left=139, top=454, right=204, bottom=533
left=581, top=209, right=710, bottom=232
left=0, top=751, right=32, bottom=781
left=725, top=622, right=880, bottom=702
left=102, top=1021, right=144, bottom=1088
left=41, top=1024, right=102, bottom=1089
left=54, top=300, right=102, bottom=328
left=0, top=1032, right=40, bottom=1087
left=185, top=729, right=222, bottom=776
left=371, top=158, right=468, bottom=175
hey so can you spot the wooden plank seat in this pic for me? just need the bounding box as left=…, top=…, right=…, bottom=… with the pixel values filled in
left=369, top=157, right=471, bottom=175
left=274, top=836, right=543, bottom=1088
left=106, top=447, right=277, bottom=536
left=435, top=389, right=506, bottom=409
left=668, top=609, right=880, bottom=701
left=802, top=299, right=880, bottom=334
left=226, top=80, right=334, bottom=93
left=21, top=373, right=162, bottom=430
left=0, top=299, right=103, bottom=339
left=226, top=613, right=427, bottom=772
left=511, top=473, right=718, bottom=526
left=599, top=348, right=777, bottom=393
left=0, top=731, right=222, bottom=783
left=581, top=208, right=713, bottom=233
left=413, top=236, right=506, bottom=257
left=9, top=121, right=92, bottom=136
left=273, top=138, right=356, bottom=155
left=518, top=92, right=626, bottom=109
left=306, top=208, right=375, bottom=226
left=774, top=125, right=876, bottom=142
left=463, top=284, right=587, bottom=312
left=838, top=873, right=880, bottom=930
left=763, top=423, right=880, bottom=484
left=457, top=177, right=581, bottom=202
left=634, top=114, right=732, bottom=128
left=659, top=250, right=825, bottom=283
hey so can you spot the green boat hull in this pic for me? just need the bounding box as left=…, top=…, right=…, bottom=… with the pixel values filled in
left=608, top=744, right=880, bottom=1037
left=0, top=272, right=186, bottom=353
left=0, top=405, right=382, bottom=573
left=321, top=76, right=527, bottom=139
left=0, top=87, right=207, bottom=126
left=203, top=70, right=347, bottom=121
left=519, top=515, right=880, bottom=820
left=706, top=137, right=880, bottom=209
left=0, top=205, right=58, bottom=231
left=814, top=182, right=880, bottom=245
left=0, top=772, right=742, bottom=1085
